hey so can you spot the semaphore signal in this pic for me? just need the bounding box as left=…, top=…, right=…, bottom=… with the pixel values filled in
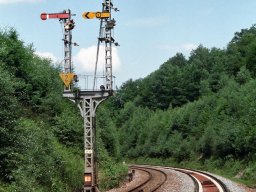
left=40, top=9, right=78, bottom=91
left=40, top=1, right=119, bottom=191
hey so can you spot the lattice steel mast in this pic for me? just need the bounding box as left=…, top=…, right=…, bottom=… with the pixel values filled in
left=81, top=1, right=119, bottom=191
left=41, top=2, right=119, bottom=191
left=103, top=0, right=114, bottom=91
left=41, top=10, right=77, bottom=91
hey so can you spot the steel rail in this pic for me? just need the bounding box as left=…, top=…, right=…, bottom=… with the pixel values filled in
left=130, top=165, right=229, bottom=192
left=192, top=169, right=229, bottom=192
left=172, top=167, right=229, bottom=192
left=127, top=167, right=152, bottom=192
left=128, top=166, right=168, bottom=192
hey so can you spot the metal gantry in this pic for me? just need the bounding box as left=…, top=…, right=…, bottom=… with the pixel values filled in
left=80, top=93, right=108, bottom=192
left=80, top=1, right=119, bottom=191
left=41, top=1, right=118, bottom=191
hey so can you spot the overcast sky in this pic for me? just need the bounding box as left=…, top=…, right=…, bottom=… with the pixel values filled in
left=1, top=0, right=256, bottom=88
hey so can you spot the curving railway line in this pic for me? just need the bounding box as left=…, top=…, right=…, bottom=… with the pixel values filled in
left=125, top=165, right=229, bottom=192
left=128, top=166, right=168, bottom=192
left=172, top=167, right=229, bottom=192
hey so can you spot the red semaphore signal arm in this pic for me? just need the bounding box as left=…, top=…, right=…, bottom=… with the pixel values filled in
left=40, top=12, right=70, bottom=20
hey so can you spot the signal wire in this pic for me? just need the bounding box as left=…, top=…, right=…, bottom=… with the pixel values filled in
left=93, top=18, right=104, bottom=91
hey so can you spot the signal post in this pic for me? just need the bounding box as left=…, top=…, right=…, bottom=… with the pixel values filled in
left=41, top=0, right=119, bottom=191
left=80, top=1, right=119, bottom=191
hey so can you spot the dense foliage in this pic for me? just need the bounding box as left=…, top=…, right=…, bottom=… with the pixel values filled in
left=0, top=28, right=84, bottom=191
left=101, top=24, right=256, bottom=186
left=2, top=23, right=256, bottom=190
left=0, top=29, right=126, bottom=191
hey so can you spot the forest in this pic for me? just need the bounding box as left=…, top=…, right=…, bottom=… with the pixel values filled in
left=0, top=29, right=126, bottom=191
left=100, top=24, right=256, bottom=187
left=1, top=24, right=256, bottom=191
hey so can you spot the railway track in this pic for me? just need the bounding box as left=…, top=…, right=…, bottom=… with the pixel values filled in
left=172, top=167, right=229, bottom=192
left=127, top=165, right=229, bottom=192
left=128, top=166, right=168, bottom=192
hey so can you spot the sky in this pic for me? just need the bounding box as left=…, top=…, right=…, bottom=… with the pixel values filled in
left=1, top=0, right=256, bottom=88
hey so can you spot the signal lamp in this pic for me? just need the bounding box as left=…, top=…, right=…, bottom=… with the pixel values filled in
left=64, top=19, right=75, bottom=30
left=84, top=173, right=92, bottom=187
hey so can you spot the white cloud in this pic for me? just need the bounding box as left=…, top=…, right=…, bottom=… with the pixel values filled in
left=0, top=0, right=40, bottom=4
left=125, top=16, right=168, bottom=28
left=156, top=43, right=199, bottom=57
left=74, top=45, right=121, bottom=74
left=35, top=51, right=58, bottom=63
left=182, top=43, right=198, bottom=52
